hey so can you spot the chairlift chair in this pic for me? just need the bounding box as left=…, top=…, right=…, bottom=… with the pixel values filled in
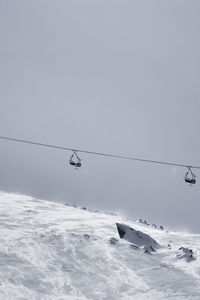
left=185, top=167, right=196, bottom=184
left=69, top=150, right=82, bottom=168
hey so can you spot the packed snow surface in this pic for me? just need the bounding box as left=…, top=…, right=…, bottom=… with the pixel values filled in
left=0, top=192, right=200, bottom=299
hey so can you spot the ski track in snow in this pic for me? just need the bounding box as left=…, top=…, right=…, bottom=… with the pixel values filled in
left=0, top=192, right=200, bottom=300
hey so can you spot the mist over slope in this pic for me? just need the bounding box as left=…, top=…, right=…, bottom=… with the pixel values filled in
left=0, top=192, right=200, bottom=300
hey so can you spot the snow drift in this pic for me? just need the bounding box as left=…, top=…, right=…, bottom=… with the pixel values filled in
left=0, top=192, right=200, bottom=300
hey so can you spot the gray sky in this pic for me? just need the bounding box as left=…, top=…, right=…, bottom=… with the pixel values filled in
left=0, top=0, right=200, bottom=232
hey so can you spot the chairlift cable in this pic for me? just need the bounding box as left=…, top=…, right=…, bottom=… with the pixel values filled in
left=0, top=135, right=200, bottom=170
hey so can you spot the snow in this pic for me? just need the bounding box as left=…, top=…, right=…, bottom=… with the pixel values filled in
left=0, top=192, right=200, bottom=299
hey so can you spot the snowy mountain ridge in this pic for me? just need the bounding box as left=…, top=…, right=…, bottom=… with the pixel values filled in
left=0, top=192, right=200, bottom=299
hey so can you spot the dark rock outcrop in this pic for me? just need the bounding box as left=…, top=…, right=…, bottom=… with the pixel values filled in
left=116, top=223, right=160, bottom=249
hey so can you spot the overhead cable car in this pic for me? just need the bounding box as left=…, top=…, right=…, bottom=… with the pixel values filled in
left=69, top=150, right=82, bottom=168
left=185, top=166, right=196, bottom=184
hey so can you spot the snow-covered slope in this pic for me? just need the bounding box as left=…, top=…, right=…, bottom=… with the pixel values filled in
left=0, top=192, right=200, bottom=300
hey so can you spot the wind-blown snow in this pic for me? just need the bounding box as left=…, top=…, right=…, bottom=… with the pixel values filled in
left=0, top=192, right=200, bottom=299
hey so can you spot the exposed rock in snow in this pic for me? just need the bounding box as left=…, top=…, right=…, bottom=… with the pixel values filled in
left=136, top=218, right=143, bottom=223
left=109, top=237, right=119, bottom=245
left=151, top=224, right=157, bottom=229
left=116, top=223, right=161, bottom=249
left=83, top=233, right=90, bottom=239
left=136, top=219, right=165, bottom=230
left=136, top=219, right=150, bottom=226
left=130, top=244, right=139, bottom=250
left=141, top=245, right=156, bottom=254
left=143, top=220, right=149, bottom=225
left=176, top=247, right=196, bottom=261
left=167, top=244, right=171, bottom=250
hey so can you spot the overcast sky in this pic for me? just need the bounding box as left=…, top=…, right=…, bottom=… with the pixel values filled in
left=0, top=0, right=200, bottom=232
